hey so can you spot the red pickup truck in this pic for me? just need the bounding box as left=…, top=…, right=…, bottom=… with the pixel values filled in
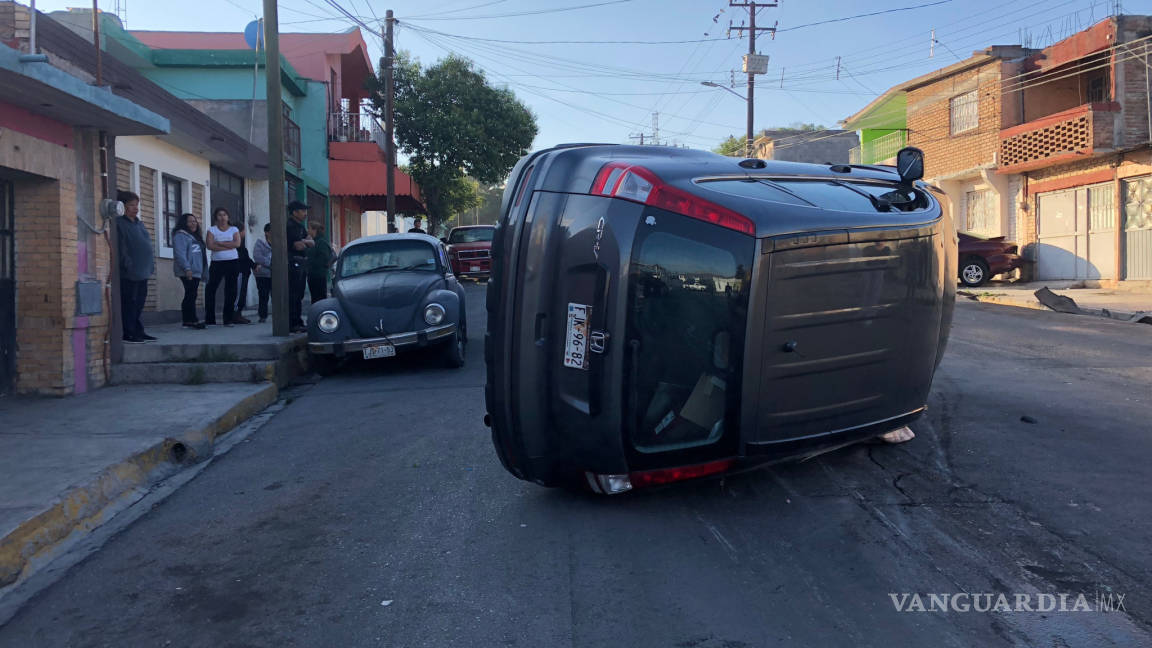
left=444, top=225, right=494, bottom=279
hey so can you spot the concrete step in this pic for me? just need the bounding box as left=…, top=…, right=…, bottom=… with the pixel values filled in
left=121, top=339, right=302, bottom=364
left=110, top=358, right=297, bottom=386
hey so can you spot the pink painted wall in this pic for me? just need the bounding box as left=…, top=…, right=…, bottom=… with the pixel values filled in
left=0, top=101, right=73, bottom=149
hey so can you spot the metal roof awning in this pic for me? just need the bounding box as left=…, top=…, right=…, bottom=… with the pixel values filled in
left=0, top=44, right=167, bottom=136
left=328, top=147, right=425, bottom=214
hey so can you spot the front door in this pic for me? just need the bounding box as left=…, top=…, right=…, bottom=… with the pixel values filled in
left=0, top=180, right=15, bottom=394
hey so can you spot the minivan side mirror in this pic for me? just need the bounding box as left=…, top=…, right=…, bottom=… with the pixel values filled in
left=896, top=147, right=924, bottom=185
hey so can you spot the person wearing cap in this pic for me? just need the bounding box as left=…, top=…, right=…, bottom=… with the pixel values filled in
left=286, top=200, right=314, bottom=332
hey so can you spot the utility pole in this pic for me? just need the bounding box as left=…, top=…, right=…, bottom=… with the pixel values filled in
left=628, top=132, right=646, bottom=145
left=729, top=1, right=776, bottom=157
left=384, top=10, right=397, bottom=223
left=263, top=0, right=289, bottom=336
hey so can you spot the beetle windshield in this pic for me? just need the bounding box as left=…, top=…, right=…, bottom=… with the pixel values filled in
left=447, top=227, right=495, bottom=244
left=340, top=240, right=440, bottom=277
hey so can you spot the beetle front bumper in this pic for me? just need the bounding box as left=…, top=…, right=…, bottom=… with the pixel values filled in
left=308, top=323, right=457, bottom=355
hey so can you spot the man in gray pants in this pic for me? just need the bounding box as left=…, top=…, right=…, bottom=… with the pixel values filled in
left=116, top=190, right=155, bottom=343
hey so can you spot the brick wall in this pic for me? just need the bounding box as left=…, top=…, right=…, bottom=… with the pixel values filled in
left=13, top=178, right=68, bottom=394
left=907, top=60, right=1005, bottom=180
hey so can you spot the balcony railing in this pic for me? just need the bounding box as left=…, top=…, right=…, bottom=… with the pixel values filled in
left=998, top=103, right=1118, bottom=174
left=284, top=117, right=301, bottom=169
left=328, top=112, right=386, bottom=151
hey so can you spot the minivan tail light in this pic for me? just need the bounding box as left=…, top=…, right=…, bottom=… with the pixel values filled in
left=628, top=458, right=736, bottom=488
left=591, top=163, right=755, bottom=236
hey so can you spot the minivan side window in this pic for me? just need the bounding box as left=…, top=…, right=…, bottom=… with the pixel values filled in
left=625, top=210, right=754, bottom=456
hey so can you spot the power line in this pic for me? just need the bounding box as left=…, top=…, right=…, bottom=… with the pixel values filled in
left=403, top=0, right=635, bottom=21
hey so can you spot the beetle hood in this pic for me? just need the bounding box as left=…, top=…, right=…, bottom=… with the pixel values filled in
left=336, top=271, right=445, bottom=337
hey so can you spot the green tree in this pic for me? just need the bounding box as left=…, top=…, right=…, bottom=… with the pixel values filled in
left=713, top=135, right=745, bottom=157
left=374, top=54, right=537, bottom=234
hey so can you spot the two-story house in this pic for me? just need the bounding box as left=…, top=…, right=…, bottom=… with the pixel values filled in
left=843, top=46, right=1034, bottom=251
left=122, top=26, right=424, bottom=249
left=844, top=16, right=1152, bottom=284
left=997, top=16, right=1152, bottom=282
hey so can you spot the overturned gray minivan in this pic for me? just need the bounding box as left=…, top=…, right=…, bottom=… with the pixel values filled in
left=485, top=144, right=955, bottom=493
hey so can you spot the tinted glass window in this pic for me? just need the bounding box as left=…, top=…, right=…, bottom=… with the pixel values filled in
left=696, top=179, right=814, bottom=207
left=448, top=227, right=495, bottom=244
left=770, top=180, right=881, bottom=212
left=340, top=241, right=440, bottom=277
left=626, top=210, right=754, bottom=456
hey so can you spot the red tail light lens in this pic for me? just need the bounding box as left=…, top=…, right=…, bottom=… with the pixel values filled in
left=628, top=459, right=736, bottom=488
left=591, top=163, right=755, bottom=236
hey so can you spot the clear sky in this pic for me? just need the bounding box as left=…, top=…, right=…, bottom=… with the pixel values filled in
left=32, top=0, right=1144, bottom=152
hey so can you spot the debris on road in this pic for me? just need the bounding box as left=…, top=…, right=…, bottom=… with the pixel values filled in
left=1020, top=415, right=1038, bottom=424
left=380, top=600, right=393, bottom=607
left=1034, top=287, right=1083, bottom=314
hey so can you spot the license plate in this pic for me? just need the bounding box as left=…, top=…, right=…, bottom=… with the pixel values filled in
left=470, top=265, right=481, bottom=272
left=362, top=343, right=396, bottom=360
left=563, top=303, right=591, bottom=370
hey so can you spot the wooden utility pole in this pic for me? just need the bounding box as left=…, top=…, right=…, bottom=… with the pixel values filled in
left=384, top=10, right=397, bottom=222
left=729, top=1, right=777, bottom=157
left=263, top=0, right=289, bottom=336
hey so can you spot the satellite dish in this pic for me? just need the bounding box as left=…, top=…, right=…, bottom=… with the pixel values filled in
left=244, top=19, right=264, bottom=50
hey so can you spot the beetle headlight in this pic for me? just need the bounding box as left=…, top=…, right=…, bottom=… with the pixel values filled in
left=424, top=303, right=446, bottom=326
left=318, top=310, right=340, bottom=333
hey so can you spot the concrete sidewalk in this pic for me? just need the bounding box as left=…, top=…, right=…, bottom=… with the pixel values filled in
left=959, top=281, right=1152, bottom=323
left=0, top=382, right=277, bottom=595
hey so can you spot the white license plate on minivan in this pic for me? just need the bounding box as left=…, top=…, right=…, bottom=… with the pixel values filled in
left=564, top=303, right=591, bottom=370
left=362, top=343, right=396, bottom=360
left=470, top=265, right=481, bottom=272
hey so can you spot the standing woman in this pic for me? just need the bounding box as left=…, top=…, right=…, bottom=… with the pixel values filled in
left=172, top=213, right=206, bottom=329
left=232, top=221, right=254, bottom=324
left=204, top=207, right=242, bottom=326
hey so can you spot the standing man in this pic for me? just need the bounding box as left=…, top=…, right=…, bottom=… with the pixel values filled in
left=408, top=217, right=426, bottom=234
left=306, top=221, right=333, bottom=303
left=286, top=200, right=314, bottom=333
left=116, top=190, right=155, bottom=343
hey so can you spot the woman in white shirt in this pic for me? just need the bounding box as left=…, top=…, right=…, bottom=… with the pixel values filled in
left=204, top=207, right=248, bottom=325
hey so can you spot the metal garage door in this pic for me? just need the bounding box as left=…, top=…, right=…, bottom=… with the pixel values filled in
left=1036, top=183, right=1115, bottom=280
left=1122, top=176, right=1152, bottom=279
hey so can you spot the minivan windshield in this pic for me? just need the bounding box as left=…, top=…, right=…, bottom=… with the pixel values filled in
left=448, top=227, right=495, bottom=244
left=340, top=240, right=440, bottom=277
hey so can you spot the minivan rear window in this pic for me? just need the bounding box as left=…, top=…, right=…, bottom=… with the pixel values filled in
left=699, top=178, right=922, bottom=213
left=625, top=209, right=754, bottom=457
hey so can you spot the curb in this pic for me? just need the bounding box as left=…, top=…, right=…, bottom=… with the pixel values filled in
left=0, top=383, right=278, bottom=592
left=961, top=292, right=1144, bottom=322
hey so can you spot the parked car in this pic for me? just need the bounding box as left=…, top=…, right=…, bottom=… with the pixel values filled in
left=957, top=232, right=1024, bottom=287
left=443, top=225, right=495, bottom=279
left=307, top=234, right=467, bottom=371
left=485, top=144, right=956, bottom=494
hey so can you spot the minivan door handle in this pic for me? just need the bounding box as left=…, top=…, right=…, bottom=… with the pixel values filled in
left=589, top=330, right=609, bottom=354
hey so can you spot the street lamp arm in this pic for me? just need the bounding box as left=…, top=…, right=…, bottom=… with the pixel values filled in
left=700, top=81, right=747, bottom=101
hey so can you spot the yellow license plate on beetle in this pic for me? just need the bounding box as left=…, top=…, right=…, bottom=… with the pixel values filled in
left=362, top=343, right=396, bottom=360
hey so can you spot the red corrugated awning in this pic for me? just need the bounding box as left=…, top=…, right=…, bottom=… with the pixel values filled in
left=328, top=143, right=424, bottom=213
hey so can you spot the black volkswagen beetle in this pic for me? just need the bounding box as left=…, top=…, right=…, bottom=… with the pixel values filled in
left=307, top=233, right=467, bottom=371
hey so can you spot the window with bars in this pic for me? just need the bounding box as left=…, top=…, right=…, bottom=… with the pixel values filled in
left=1086, top=71, right=1110, bottom=103
left=162, top=174, right=183, bottom=248
left=965, top=189, right=997, bottom=235
left=950, top=90, right=979, bottom=135
left=1088, top=184, right=1114, bottom=232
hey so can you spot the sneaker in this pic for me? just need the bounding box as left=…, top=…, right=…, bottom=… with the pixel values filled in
left=140, top=333, right=158, bottom=342
left=123, top=336, right=144, bottom=344
left=230, top=316, right=252, bottom=325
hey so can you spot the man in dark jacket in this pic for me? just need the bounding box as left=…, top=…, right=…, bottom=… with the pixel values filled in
left=116, top=190, right=155, bottom=343
left=286, top=200, right=314, bottom=333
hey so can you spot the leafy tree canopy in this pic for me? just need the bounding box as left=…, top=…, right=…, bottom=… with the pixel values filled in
left=372, top=54, right=537, bottom=233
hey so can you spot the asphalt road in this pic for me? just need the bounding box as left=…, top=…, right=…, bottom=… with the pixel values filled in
left=2, top=285, right=1151, bottom=648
